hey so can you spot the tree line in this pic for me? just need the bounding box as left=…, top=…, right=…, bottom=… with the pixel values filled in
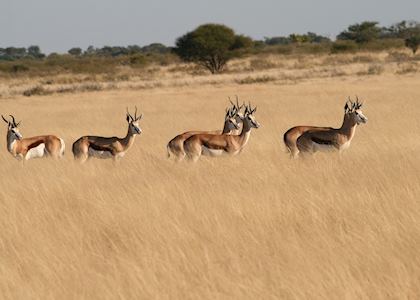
left=1, top=20, right=419, bottom=74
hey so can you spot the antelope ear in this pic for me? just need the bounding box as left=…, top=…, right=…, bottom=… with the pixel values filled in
left=126, top=115, right=130, bottom=122
left=137, top=114, right=142, bottom=120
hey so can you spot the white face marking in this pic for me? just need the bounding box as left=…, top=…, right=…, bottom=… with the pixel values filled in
left=247, top=115, right=260, bottom=128
left=12, top=128, right=22, bottom=139
left=25, top=143, right=46, bottom=160
left=355, top=110, right=368, bottom=124
left=130, top=121, right=142, bottom=135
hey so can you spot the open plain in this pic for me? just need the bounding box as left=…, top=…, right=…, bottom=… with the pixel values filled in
left=0, top=59, right=420, bottom=299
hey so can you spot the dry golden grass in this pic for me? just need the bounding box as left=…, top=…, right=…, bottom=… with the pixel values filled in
left=1, top=50, right=418, bottom=99
left=0, top=72, right=420, bottom=299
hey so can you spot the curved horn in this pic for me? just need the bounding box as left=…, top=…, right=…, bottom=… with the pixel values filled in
left=126, top=107, right=133, bottom=121
left=1, top=115, right=9, bottom=124
left=344, top=102, right=349, bottom=112
left=235, top=95, right=241, bottom=110
left=134, top=106, right=138, bottom=120
left=9, top=115, right=18, bottom=127
left=228, top=96, right=234, bottom=107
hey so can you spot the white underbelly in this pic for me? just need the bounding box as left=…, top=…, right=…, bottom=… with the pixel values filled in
left=202, top=146, right=225, bottom=157
left=25, top=143, right=46, bottom=160
left=88, top=148, right=113, bottom=159
left=313, top=143, right=335, bottom=152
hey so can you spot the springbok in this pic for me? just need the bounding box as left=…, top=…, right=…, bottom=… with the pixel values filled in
left=72, top=107, right=142, bottom=163
left=284, top=125, right=333, bottom=158
left=166, top=99, right=243, bottom=161
left=296, top=98, right=367, bottom=156
left=184, top=103, right=260, bottom=162
left=2, top=115, right=65, bottom=160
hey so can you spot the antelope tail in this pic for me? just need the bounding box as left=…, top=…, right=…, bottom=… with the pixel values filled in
left=283, top=133, right=292, bottom=154
left=59, top=138, right=66, bottom=157
left=166, top=144, right=170, bottom=158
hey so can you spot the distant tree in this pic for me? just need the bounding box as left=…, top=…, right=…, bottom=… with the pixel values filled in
left=382, top=21, right=409, bottom=38
left=289, top=34, right=310, bottom=43
left=337, top=21, right=381, bottom=43
left=232, top=35, right=254, bottom=49
left=330, top=40, right=358, bottom=53
left=305, top=32, right=331, bottom=43
left=5, top=47, right=27, bottom=59
left=389, top=21, right=420, bottom=54
left=174, top=24, right=252, bottom=74
left=253, top=40, right=267, bottom=48
left=27, top=45, right=45, bottom=58
left=127, top=45, right=142, bottom=54
left=141, top=43, right=170, bottom=54
left=84, top=45, right=96, bottom=55
left=264, top=36, right=290, bottom=45
left=68, top=47, right=82, bottom=56
left=405, top=34, right=420, bottom=54
left=265, top=32, right=329, bottom=46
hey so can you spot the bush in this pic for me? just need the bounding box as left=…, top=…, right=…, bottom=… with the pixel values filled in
left=337, top=21, right=381, bottom=44
left=174, top=23, right=253, bottom=74
left=23, top=85, right=47, bottom=97
left=11, top=64, right=29, bottom=73
left=236, top=75, right=276, bottom=84
left=330, top=40, right=358, bottom=53
left=68, top=47, right=82, bottom=56
left=405, top=35, right=420, bottom=54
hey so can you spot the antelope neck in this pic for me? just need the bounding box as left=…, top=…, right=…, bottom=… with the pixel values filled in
left=6, top=130, right=18, bottom=153
left=234, top=118, right=252, bottom=147
left=338, top=114, right=357, bottom=140
left=221, top=119, right=232, bottom=134
left=120, top=127, right=136, bottom=150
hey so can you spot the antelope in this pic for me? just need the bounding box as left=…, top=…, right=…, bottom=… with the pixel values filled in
left=184, top=103, right=260, bottom=162
left=284, top=125, right=333, bottom=158
left=2, top=115, right=65, bottom=160
left=72, top=107, right=142, bottom=163
left=166, top=99, right=243, bottom=161
left=296, top=97, right=367, bottom=156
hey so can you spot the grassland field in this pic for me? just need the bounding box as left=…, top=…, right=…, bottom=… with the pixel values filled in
left=0, top=52, right=419, bottom=299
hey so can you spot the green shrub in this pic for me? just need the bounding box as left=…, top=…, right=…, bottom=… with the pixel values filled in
left=331, top=40, right=358, bottom=53
left=11, top=64, right=29, bottom=73
left=174, top=23, right=253, bottom=74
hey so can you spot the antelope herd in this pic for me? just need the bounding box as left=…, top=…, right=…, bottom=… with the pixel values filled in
left=2, top=97, right=367, bottom=162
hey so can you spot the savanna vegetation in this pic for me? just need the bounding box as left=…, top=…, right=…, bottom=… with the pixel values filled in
left=1, top=74, right=420, bottom=299
left=1, top=20, right=419, bottom=79
left=1, top=18, right=420, bottom=300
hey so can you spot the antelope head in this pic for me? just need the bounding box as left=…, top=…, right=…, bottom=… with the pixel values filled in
left=2, top=115, right=22, bottom=140
left=229, top=95, right=245, bottom=125
left=344, top=96, right=368, bottom=125
left=126, top=107, right=142, bottom=135
left=244, top=103, right=260, bottom=129
left=224, top=107, right=240, bottom=131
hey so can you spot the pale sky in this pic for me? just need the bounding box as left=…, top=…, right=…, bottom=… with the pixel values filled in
left=1, top=0, right=420, bottom=53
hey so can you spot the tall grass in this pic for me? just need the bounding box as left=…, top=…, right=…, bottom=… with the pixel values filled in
left=0, top=74, right=419, bottom=299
